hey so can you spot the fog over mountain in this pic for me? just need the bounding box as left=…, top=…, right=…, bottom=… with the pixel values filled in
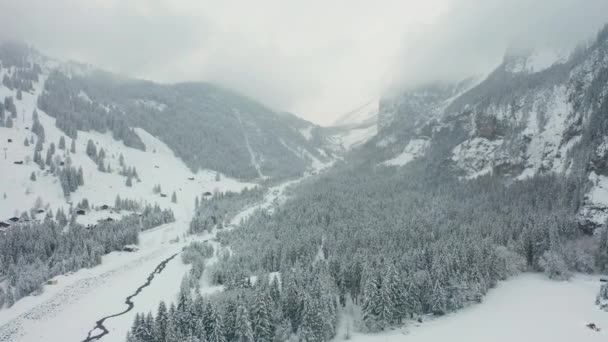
left=1, top=0, right=607, bottom=125
left=4, top=2, right=608, bottom=342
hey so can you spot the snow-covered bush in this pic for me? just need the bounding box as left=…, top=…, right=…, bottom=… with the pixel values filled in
left=540, top=251, right=571, bottom=280
left=495, top=246, right=526, bottom=279
left=562, top=237, right=595, bottom=273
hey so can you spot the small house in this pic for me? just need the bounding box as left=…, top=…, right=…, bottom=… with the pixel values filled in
left=105, top=217, right=114, bottom=222
left=13, top=161, right=23, bottom=165
left=123, top=245, right=139, bottom=252
left=160, top=193, right=167, bottom=198
left=0, top=222, right=10, bottom=228
left=46, top=279, right=58, bottom=285
left=59, top=161, right=65, bottom=166
left=8, top=217, right=19, bottom=222
left=188, top=177, right=195, bottom=181
left=100, top=204, right=110, bottom=210
left=76, top=209, right=86, bottom=215
left=203, top=191, right=213, bottom=197
left=7, top=139, right=12, bottom=143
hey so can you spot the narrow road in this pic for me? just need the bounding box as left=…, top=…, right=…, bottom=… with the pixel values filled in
left=81, top=253, right=179, bottom=342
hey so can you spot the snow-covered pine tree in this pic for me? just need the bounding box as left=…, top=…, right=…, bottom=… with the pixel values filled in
left=429, top=280, right=447, bottom=315
left=234, top=301, right=254, bottom=342
left=251, top=289, right=273, bottom=342
left=297, top=292, right=326, bottom=342
left=362, top=271, right=381, bottom=332
left=31, top=110, right=45, bottom=143
left=223, top=299, right=237, bottom=342
left=86, top=139, right=97, bottom=159
left=6, top=287, right=14, bottom=307
left=208, top=304, right=226, bottom=342
left=45, top=147, right=54, bottom=166
left=77, top=167, right=84, bottom=186
left=154, top=301, right=169, bottom=342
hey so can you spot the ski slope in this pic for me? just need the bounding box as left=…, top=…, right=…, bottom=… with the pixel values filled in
left=336, top=274, right=608, bottom=342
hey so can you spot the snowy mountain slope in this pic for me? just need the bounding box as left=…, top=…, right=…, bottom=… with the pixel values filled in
left=0, top=41, right=343, bottom=342
left=38, top=68, right=335, bottom=181
left=348, top=26, right=608, bottom=230
left=347, top=78, right=478, bottom=166
left=0, top=61, right=253, bottom=223
left=0, top=42, right=337, bottom=182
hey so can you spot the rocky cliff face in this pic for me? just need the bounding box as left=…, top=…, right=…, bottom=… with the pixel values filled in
left=370, top=25, right=608, bottom=231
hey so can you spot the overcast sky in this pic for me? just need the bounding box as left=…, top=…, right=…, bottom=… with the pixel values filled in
left=1, top=0, right=607, bottom=125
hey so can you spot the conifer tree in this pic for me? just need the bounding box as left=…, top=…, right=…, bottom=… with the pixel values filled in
left=234, top=301, right=254, bottom=342
left=251, top=289, right=273, bottom=342
left=208, top=305, right=226, bottom=342
left=155, top=301, right=169, bottom=342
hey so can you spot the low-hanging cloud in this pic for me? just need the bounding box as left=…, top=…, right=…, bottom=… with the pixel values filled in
left=389, top=0, right=608, bottom=93
left=1, top=0, right=607, bottom=125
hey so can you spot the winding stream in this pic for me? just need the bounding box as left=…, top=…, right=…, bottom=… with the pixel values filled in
left=81, top=252, right=179, bottom=342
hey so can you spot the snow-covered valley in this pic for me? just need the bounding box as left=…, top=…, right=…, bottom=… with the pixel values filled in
left=0, top=169, right=316, bottom=342
left=2, top=18, right=608, bottom=342
left=339, top=274, right=608, bottom=342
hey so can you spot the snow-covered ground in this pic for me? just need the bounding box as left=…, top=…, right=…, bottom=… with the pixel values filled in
left=0, top=66, right=261, bottom=341
left=336, top=274, right=608, bottom=342
left=0, top=128, right=329, bottom=342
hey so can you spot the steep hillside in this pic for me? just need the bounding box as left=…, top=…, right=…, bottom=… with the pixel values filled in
left=357, top=26, right=608, bottom=231
left=0, top=42, right=297, bottom=228
left=0, top=43, right=333, bottom=182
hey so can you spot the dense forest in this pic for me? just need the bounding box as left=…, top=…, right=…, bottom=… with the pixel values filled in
left=189, top=187, right=265, bottom=234
left=126, top=154, right=604, bottom=341
left=0, top=203, right=175, bottom=307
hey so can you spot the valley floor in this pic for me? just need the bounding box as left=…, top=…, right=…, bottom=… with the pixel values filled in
left=337, top=274, right=608, bottom=342
left=0, top=166, right=322, bottom=342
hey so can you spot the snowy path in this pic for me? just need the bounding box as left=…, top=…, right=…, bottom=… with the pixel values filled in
left=338, top=274, right=608, bottom=342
